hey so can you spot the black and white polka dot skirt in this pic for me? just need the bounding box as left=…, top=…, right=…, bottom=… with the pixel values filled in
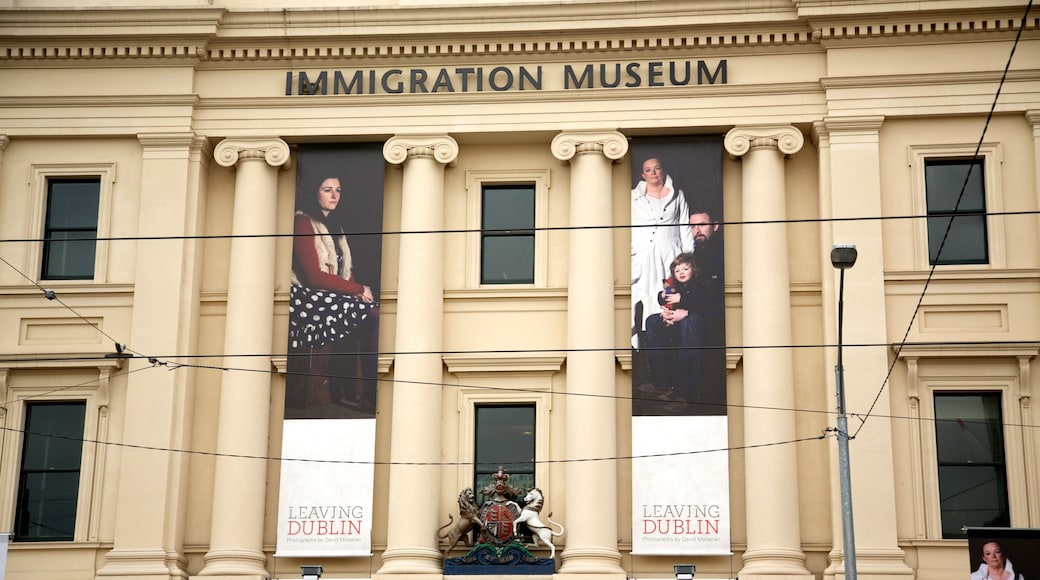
left=288, top=284, right=375, bottom=349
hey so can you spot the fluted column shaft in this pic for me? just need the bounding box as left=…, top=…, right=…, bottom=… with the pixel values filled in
left=551, top=131, right=628, bottom=579
left=725, top=127, right=812, bottom=580
left=199, top=138, right=289, bottom=579
left=376, top=136, right=458, bottom=578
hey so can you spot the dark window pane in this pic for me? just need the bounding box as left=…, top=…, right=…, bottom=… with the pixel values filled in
left=474, top=405, right=535, bottom=504
left=926, top=216, right=988, bottom=265
left=42, top=178, right=100, bottom=280
left=934, top=393, right=1008, bottom=539
left=46, top=182, right=100, bottom=229
left=42, top=235, right=98, bottom=280
left=925, top=161, right=985, bottom=211
left=924, top=160, right=988, bottom=266
left=480, top=184, right=535, bottom=284
left=15, top=402, right=86, bottom=542
left=481, top=237, right=534, bottom=284
left=482, top=186, right=534, bottom=230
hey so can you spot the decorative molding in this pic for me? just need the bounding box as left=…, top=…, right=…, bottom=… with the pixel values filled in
left=1, top=5, right=1032, bottom=62
left=383, top=135, right=459, bottom=166
left=1027, top=110, right=1040, bottom=132
left=444, top=354, right=564, bottom=375
left=821, top=115, right=885, bottom=135
left=550, top=131, right=628, bottom=163
left=893, top=342, right=1039, bottom=360
left=724, top=125, right=804, bottom=158
left=213, top=138, right=290, bottom=169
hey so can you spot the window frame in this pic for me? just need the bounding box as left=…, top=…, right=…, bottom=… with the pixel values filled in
left=473, top=404, right=537, bottom=505
left=479, top=184, right=536, bottom=286
left=0, top=358, right=121, bottom=543
left=445, top=354, right=560, bottom=505
left=931, top=391, right=1009, bottom=538
left=908, top=144, right=1004, bottom=270
left=26, top=163, right=116, bottom=284
left=14, top=401, right=88, bottom=541
left=465, top=170, right=550, bottom=288
left=41, top=177, right=102, bottom=281
left=897, top=346, right=1034, bottom=540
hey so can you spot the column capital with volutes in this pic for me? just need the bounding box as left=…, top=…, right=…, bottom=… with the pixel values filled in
left=214, top=138, right=290, bottom=169
left=550, top=131, right=628, bottom=163
left=383, top=135, right=459, bottom=167
left=724, top=126, right=804, bottom=158
left=1027, top=110, right=1040, bottom=133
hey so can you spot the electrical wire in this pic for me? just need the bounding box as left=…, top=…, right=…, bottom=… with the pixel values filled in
left=851, top=0, right=1034, bottom=439
left=1, top=209, right=1039, bottom=245
left=0, top=2, right=1035, bottom=470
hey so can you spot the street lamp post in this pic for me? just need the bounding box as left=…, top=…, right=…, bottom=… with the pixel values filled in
left=830, top=244, right=858, bottom=580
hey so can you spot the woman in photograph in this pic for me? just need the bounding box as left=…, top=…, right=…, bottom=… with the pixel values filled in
left=631, top=156, right=694, bottom=348
left=971, top=541, right=1025, bottom=580
left=287, top=174, right=379, bottom=414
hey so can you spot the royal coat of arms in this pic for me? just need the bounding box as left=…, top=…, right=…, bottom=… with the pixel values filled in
left=439, top=467, right=564, bottom=575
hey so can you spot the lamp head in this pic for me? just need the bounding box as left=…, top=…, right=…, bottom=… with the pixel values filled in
left=674, top=564, right=696, bottom=580
left=830, top=244, right=858, bottom=270
left=301, top=565, right=323, bottom=580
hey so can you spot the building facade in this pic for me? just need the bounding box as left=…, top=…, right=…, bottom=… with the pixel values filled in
left=1, top=1, right=1038, bottom=579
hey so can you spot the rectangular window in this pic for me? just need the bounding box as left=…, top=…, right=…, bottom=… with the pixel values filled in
left=15, top=402, right=86, bottom=541
left=933, top=393, right=1009, bottom=538
left=480, top=184, right=535, bottom=285
left=42, top=177, right=100, bottom=280
left=925, top=159, right=987, bottom=265
left=474, top=405, right=535, bottom=504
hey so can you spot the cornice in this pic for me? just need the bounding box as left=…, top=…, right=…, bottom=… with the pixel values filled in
left=0, top=7, right=224, bottom=37
left=0, top=3, right=1030, bottom=64
left=0, top=95, right=199, bottom=108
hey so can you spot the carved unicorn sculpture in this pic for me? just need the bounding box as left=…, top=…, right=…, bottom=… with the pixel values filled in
left=514, top=487, right=564, bottom=559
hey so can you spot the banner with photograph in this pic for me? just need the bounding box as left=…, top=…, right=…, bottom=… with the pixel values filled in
left=630, top=137, right=730, bottom=555
left=966, top=528, right=1040, bottom=580
left=277, top=144, right=384, bottom=557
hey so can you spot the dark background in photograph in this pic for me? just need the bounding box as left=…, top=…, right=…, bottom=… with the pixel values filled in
left=967, top=527, right=1040, bottom=579
left=629, top=136, right=724, bottom=222
left=294, top=144, right=385, bottom=298
left=285, top=144, right=385, bottom=420
left=630, top=136, right=726, bottom=417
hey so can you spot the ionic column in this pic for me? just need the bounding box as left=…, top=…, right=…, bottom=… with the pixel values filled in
left=197, top=138, right=289, bottom=580
left=98, top=133, right=209, bottom=579
left=375, top=135, right=458, bottom=579
left=821, top=116, right=912, bottom=579
left=724, top=127, right=812, bottom=580
left=551, top=131, right=628, bottom=580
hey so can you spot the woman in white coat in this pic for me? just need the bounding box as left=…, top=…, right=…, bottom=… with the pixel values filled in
left=631, top=157, right=694, bottom=347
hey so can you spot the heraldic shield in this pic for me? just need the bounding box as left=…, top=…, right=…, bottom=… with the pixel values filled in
left=441, top=467, right=558, bottom=575
left=479, top=501, right=520, bottom=545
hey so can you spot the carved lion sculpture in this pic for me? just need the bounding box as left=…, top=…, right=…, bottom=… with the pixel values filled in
left=436, top=487, right=482, bottom=555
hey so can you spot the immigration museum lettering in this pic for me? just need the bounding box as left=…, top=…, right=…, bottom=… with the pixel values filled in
left=285, top=59, right=727, bottom=95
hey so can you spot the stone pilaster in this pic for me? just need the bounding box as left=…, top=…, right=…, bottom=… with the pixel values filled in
left=551, top=131, right=628, bottom=580
left=97, top=132, right=209, bottom=580
left=725, top=126, right=813, bottom=580
left=375, top=135, right=458, bottom=580
left=196, top=138, right=289, bottom=580
left=819, top=116, right=913, bottom=580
